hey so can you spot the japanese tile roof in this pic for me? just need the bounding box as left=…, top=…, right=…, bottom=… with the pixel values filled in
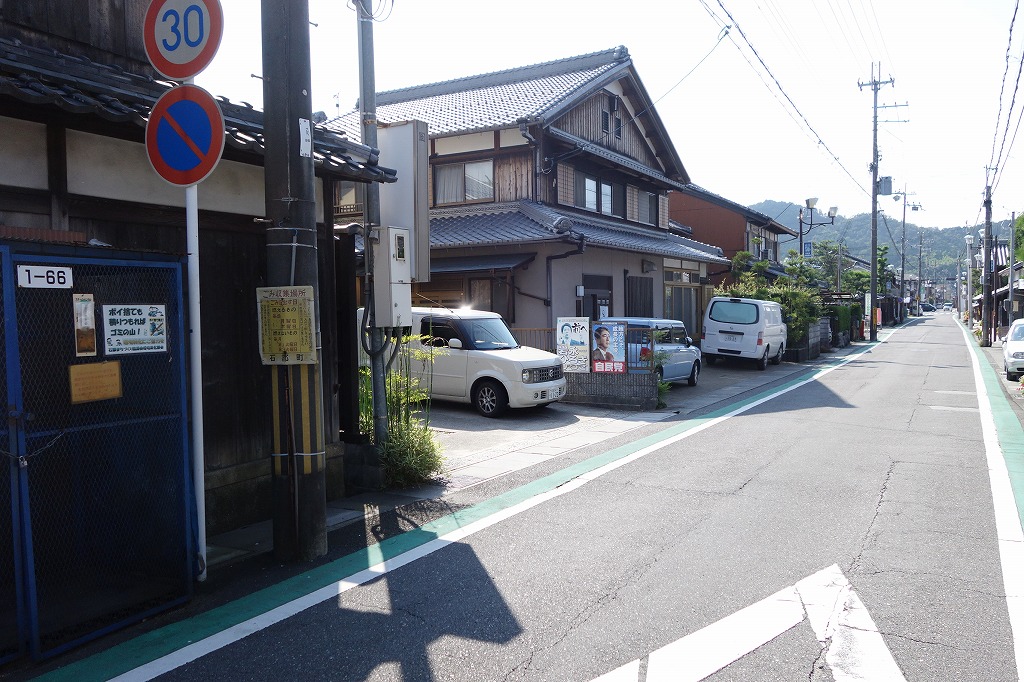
left=546, top=128, right=686, bottom=191
left=675, top=183, right=796, bottom=236
left=0, top=37, right=396, bottom=183
left=326, top=47, right=631, bottom=138
left=428, top=201, right=730, bottom=265
left=431, top=253, right=537, bottom=273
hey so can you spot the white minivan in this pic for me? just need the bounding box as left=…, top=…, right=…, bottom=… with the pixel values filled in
left=701, top=296, right=787, bottom=370
left=359, top=307, right=566, bottom=417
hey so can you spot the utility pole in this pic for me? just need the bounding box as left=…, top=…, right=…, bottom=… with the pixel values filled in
left=982, top=185, right=993, bottom=346
left=262, top=0, right=327, bottom=561
left=896, top=187, right=921, bottom=319
left=836, top=242, right=843, bottom=293
left=1011, top=212, right=1017, bottom=324
left=356, top=0, right=390, bottom=454
left=859, top=64, right=894, bottom=342
left=917, top=231, right=923, bottom=315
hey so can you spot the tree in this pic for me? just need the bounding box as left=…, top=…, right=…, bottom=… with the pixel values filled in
left=845, top=270, right=871, bottom=295
left=731, top=250, right=772, bottom=286
left=875, top=244, right=897, bottom=293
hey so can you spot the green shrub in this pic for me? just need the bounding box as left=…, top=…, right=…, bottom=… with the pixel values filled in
left=358, top=334, right=446, bottom=488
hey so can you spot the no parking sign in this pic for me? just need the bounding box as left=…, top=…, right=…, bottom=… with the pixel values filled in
left=146, top=84, right=225, bottom=186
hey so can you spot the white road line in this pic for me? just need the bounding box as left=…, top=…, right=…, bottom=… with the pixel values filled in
left=632, top=565, right=903, bottom=682
left=797, top=565, right=905, bottom=681
left=929, top=405, right=978, bottom=411
left=960, top=323, right=1024, bottom=678
left=592, top=660, right=640, bottom=682
left=645, top=585, right=804, bottom=681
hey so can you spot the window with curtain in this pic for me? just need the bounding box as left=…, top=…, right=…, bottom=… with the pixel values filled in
left=434, top=160, right=493, bottom=205
left=638, top=190, right=657, bottom=225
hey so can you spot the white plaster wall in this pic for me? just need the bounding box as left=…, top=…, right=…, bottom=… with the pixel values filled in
left=0, top=116, right=48, bottom=190
left=498, top=128, right=528, bottom=148
left=434, top=131, right=494, bottom=155
left=65, top=130, right=326, bottom=218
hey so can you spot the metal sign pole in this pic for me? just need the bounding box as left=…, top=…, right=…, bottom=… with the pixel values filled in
left=185, top=176, right=207, bottom=580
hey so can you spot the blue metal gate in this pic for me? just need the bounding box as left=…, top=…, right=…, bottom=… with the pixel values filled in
left=0, top=244, right=193, bottom=662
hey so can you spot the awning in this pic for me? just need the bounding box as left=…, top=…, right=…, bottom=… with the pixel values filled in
left=431, top=253, right=536, bottom=274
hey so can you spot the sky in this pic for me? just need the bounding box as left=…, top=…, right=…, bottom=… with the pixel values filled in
left=194, top=0, right=1024, bottom=232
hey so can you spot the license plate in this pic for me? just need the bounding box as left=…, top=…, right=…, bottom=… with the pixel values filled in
left=722, top=333, right=739, bottom=342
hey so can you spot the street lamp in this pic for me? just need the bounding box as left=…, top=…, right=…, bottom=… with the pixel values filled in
left=797, top=197, right=838, bottom=259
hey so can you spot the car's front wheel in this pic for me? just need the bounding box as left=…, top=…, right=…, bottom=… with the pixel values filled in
left=771, top=343, right=785, bottom=365
left=756, top=347, right=769, bottom=371
left=472, top=379, right=508, bottom=417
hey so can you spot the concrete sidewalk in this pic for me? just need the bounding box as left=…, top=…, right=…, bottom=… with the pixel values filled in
left=206, top=341, right=864, bottom=569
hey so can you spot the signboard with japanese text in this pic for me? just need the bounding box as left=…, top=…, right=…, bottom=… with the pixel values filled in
left=592, top=322, right=626, bottom=373
left=556, top=317, right=590, bottom=373
left=256, top=286, right=317, bottom=365
left=102, top=305, right=167, bottom=355
left=69, top=361, right=123, bottom=404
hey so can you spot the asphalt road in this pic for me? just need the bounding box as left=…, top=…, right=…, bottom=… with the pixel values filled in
left=22, top=312, right=1022, bottom=681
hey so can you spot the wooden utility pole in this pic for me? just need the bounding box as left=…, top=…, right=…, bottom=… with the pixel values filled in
left=982, top=185, right=993, bottom=346
left=859, top=64, right=895, bottom=341
left=262, top=0, right=327, bottom=561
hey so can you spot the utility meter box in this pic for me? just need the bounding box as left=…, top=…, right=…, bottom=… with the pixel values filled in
left=378, top=120, right=430, bottom=282
left=372, top=226, right=413, bottom=327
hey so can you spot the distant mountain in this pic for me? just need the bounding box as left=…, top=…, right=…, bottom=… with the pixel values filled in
left=750, top=200, right=1010, bottom=285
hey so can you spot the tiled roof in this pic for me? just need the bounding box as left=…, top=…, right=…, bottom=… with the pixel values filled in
left=325, top=47, right=630, bottom=138
left=675, top=183, right=796, bottom=236
left=429, top=201, right=730, bottom=265
left=0, top=38, right=396, bottom=184
left=546, top=128, right=686, bottom=191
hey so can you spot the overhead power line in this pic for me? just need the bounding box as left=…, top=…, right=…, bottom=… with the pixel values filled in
left=715, top=0, right=868, bottom=197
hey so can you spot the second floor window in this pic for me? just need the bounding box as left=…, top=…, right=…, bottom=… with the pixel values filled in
left=435, top=160, right=494, bottom=205
left=638, top=190, right=658, bottom=225
left=575, top=171, right=624, bottom=217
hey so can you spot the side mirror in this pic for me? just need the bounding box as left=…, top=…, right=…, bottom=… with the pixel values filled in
left=448, top=338, right=463, bottom=350
left=685, top=336, right=693, bottom=347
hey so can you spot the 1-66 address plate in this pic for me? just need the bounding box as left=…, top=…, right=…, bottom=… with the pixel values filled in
left=18, top=265, right=73, bottom=288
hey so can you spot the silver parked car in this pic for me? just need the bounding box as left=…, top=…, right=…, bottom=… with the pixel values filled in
left=597, top=317, right=701, bottom=385
left=1003, top=319, right=1024, bottom=381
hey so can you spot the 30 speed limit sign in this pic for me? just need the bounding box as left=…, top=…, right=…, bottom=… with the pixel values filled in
left=144, top=0, right=224, bottom=81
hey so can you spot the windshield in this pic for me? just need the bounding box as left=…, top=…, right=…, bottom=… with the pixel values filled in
left=456, top=317, right=521, bottom=350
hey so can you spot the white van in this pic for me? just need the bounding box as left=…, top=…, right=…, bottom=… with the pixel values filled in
left=701, top=296, right=787, bottom=370
left=359, top=307, right=566, bottom=417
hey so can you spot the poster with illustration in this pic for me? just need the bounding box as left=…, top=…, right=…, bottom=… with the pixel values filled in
left=556, top=317, right=590, bottom=372
left=591, top=322, right=626, bottom=373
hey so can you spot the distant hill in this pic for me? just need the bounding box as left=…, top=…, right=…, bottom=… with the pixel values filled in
left=749, top=199, right=1010, bottom=286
